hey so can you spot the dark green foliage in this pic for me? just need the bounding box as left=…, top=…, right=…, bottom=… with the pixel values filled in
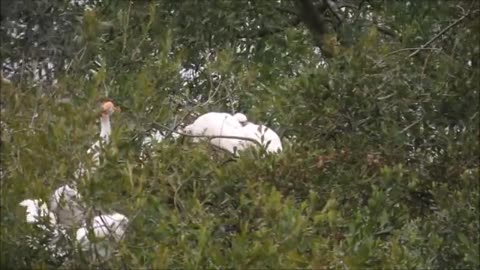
left=1, top=0, right=479, bottom=269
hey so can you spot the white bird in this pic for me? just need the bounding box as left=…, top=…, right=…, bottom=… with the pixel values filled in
left=19, top=198, right=69, bottom=258
left=20, top=197, right=130, bottom=262
left=183, top=112, right=250, bottom=154
left=74, top=99, right=120, bottom=179
left=184, top=112, right=282, bottom=154
left=76, top=212, right=129, bottom=260
left=49, top=184, right=86, bottom=229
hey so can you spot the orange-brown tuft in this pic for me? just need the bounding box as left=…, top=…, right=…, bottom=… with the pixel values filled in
left=98, top=98, right=120, bottom=114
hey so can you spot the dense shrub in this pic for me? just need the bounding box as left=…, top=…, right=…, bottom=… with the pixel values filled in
left=1, top=0, right=479, bottom=268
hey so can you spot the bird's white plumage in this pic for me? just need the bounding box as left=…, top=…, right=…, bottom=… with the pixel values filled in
left=184, top=112, right=249, bottom=154
left=184, top=112, right=243, bottom=135
left=49, top=184, right=86, bottom=228
left=76, top=212, right=129, bottom=259
left=20, top=192, right=129, bottom=261
left=185, top=112, right=282, bottom=154
left=242, top=122, right=283, bottom=153
left=139, top=129, right=168, bottom=163
left=76, top=213, right=129, bottom=242
left=19, top=199, right=57, bottom=226
left=85, top=115, right=111, bottom=168
left=19, top=198, right=68, bottom=258
left=233, top=113, right=248, bottom=124
left=74, top=101, right=116, bottom=180
left=142, top=129, right=165, bottom=147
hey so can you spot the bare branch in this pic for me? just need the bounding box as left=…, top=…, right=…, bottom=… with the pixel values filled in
left=295, top=0, right=339, bottom=57
left=295, top=0, right=327, bottom=36
left=375, top=24, right=397, bottom=38
left=384, top=47, right=440, bottom=57
left=408, top=10, right=476, bottom=58
left=374, top=47, right=440, bottom=68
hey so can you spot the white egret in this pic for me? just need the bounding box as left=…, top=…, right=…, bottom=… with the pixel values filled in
left=76, top=212, right=129, bottom=260
left=74, top=99, right=120, bottom=179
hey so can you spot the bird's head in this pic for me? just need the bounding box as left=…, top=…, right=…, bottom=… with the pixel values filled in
left=233, top=113, right=248, bottom=125
left=98, top=98, right=121, bottom=117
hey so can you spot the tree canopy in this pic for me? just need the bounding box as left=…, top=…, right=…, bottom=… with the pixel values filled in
left=1, top=0, right=479, bottom=268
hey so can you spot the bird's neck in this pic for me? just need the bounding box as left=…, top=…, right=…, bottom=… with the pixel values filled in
left=100, top=114, right=111, bottom=142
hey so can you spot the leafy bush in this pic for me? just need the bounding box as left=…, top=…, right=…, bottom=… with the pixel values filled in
left=1, top=0, right=479, bottom=269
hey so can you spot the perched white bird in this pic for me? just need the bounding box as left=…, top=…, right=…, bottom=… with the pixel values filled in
left=49, top=184, right=86, bottom=228
left=76, top=212, right=129, bottom=260
left=184, top=112, right=282, bottom=154
left=20, top=196, right=130, bottom=261
left=87, top=99, right=120, bottom=162
left=74, top=99, right=120, bottom=179
left=183, top=112, right=250, bottom=154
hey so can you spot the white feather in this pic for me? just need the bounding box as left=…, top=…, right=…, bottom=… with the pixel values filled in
left=233, top=113, right=248, bottom=123
left=74, top=108, right=113, bottom=179
left=49, top=185, right=85, bottom=228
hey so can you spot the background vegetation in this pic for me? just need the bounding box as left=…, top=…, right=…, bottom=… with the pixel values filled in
left=1, top=0, right=479, bottom=268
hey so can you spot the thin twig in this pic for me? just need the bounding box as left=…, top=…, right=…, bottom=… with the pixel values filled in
left=385, top=47, right=440, bottom=57
left=400, top=119, right=422, bottom=134
left=166, top=110, right=192, bottom=138
left=408, top=11, right=475, bottom=58
left=225, top=78, right=236, bottom=114
left=374, top=47, right=440, bottom=68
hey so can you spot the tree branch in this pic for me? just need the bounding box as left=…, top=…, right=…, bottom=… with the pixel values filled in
left=375, top=24, right=397, bottom=38
left=294, top=0, right=340, bottom=57
left=374, top=47, right=440, bottom=68
left=408, top=10, right=475, bottom=58
left=295, top=0, right=327, bottom=36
